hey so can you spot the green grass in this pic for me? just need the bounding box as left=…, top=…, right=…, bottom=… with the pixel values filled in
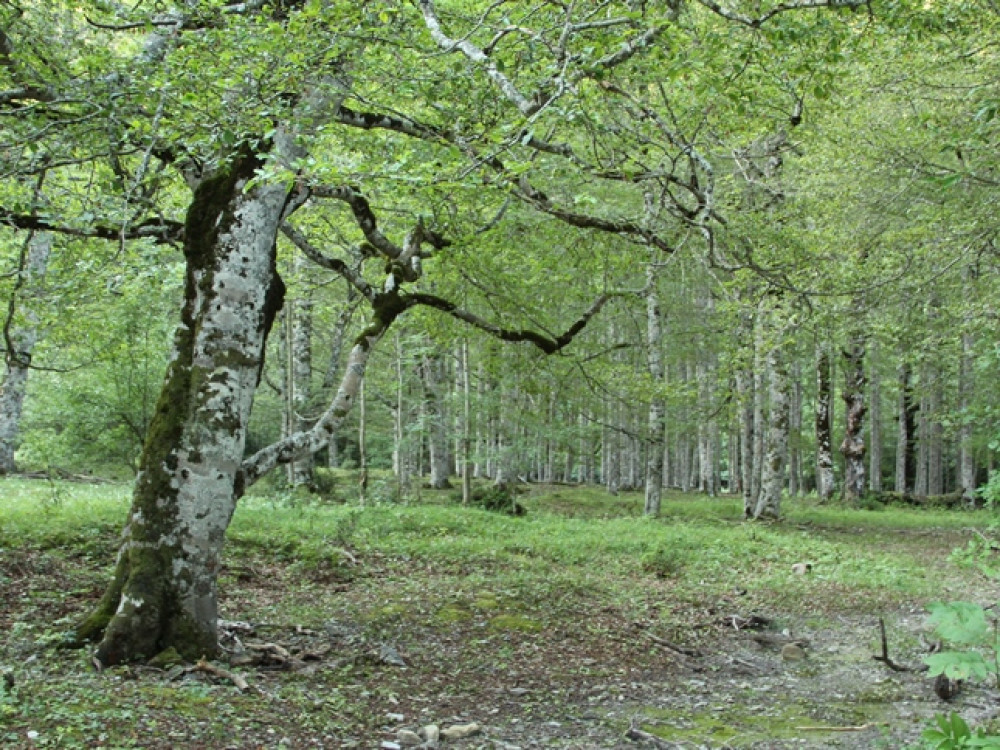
left=1, top=476, right=997, bottom=748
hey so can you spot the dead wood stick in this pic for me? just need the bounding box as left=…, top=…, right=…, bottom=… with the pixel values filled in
left=642, top=631, right=702, bottom=658
left=192, top=659, right=250, bottom=693
left=872, top=616, right=914, bottom=672
left=795, top=723, right=885, bottom=732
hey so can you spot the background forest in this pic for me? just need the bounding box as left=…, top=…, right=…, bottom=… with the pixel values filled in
left=1, top=0, right=996, bottom=514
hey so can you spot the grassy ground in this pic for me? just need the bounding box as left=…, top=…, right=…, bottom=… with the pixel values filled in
left=1, top=475, right=997, bottom=748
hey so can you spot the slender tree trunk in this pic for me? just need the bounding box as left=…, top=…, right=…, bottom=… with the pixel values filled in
left=644, top=270, right=664, bottom=516
left=754, top=331, right=789, bottom=520
left=915, top=393, right=929, bottom=496
left=959, top=325, right=977, bottom=502
left=0, top=232, right=51, bottom=474
left=288, top=256, right=314, bottom=487
left=895, top=362, right=917, bottom=492
left=788, top=361, right=803, bottom=496
left=815, top=343, right=835, bottom=502
left=76, top=152, right=297, bottom=665
left=461, top=340, right=472, bottom=504
left=750, top=317, right=766, bottom=508
left=868, top=345, right=882, bottom=493
left=840, top=338, right=867, bottom=504
left=928, top=370, right=944, bottom=496
left=322, top=297, right=357, bottom=469
left=393, top=334, right=411, bottom=494
left=359, top=376, right=368, bottom=504
left=421, top=352, right=452, bottom=489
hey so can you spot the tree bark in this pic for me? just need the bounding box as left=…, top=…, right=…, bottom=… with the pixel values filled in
left=287, top=255, right=314, bottom=487
left=644, top=268, right=664, bottom=516
left=959, top=326, right=977, bottom=502
left=0, top=232, right=51, bottom=474
left=895, top=362, right=918, bottom=492
left=815, top=343, right=835, bottom=502
left=754, top=331, right=789, bottom=520
left=76, top=152, right=295, bottom=666
left=421, top=352, right=452, bottom=489
left=868, top=345, right=882, bottom=493
left=840, top=338, right=867, bottom=504
left=788, top=360, right=803, bottom=496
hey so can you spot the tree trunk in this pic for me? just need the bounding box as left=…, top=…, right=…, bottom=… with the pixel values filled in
left=815, top=343, right=835, bottom=502
left=287, top=257, right=314, bottom=487
left=750, top=317, right=766, bottom=509
left=928, top=370, right=944, bottom=496
left=915, top=393, right=929, bottom=497
left=461, top=340, right=472, bottom=504
left=0, top=232, right=51, bottom=474
left=421, top=352, right=452, bottom=489
left=644, top=271, right=664, bottom=516
left=895, top=362, right=917, bottom=492
left=959, top=326, right=977, bottom=502
left=754, top=333, right=789, bottom=520
left=868, top=345, right=882, bottom=493
left=840, top=339, right=867, bottom=504
left=76, top=152, right=295, bottom=666
left=788, top=360, right=803, bottom=496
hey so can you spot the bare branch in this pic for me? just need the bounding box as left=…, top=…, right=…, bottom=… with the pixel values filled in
left=309, top=184, right=403, bottom=259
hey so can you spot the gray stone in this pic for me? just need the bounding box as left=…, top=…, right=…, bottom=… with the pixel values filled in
left=396, top=729, right=422, bottom=746
left=782, top=643, right=806, bottom=661
left=440, top=722, right=481, bottom=740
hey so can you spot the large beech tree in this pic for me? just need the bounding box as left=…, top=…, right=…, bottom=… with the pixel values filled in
left=2, top=0, right=873, bottom=663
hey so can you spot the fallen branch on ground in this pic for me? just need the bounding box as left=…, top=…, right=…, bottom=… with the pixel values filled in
left=192, top=659, right=250, bottom=693
left=872, top=616, right=916, bottom=672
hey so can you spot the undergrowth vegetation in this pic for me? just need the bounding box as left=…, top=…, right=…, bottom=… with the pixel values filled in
left=1, top=475, right=998, bottom=748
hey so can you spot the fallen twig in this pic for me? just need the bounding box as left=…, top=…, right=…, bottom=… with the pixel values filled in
left=872, top=616, right=915, bottom=672
left=795, top=723, right=885, bottom=732
left=642, top=631, right=703, bottom=658
left=192, top=659, right=250, bottom=693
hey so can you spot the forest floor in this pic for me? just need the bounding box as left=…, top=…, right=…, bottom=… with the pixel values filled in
left=2, top=475, right=999, bottom=749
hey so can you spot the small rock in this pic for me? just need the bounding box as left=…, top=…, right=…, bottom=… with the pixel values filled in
left=396, top=729, right=422, bottom=746
left=379, top=644, right=407, bottom=667
left=419, top=725, right=440, bottom=742
left=791, top=562, right=812, bottom=575
left=781, top=643, right=806, bottom=661
left=380, top=742, right=401, bottom=750
left=508, top=687, right=530, bottom=696
left=386, top=713, right=405, bottom=723
left=440, top=722, right=481, bottom=740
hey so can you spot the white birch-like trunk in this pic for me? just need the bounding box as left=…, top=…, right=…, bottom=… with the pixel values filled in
left=0, top=232, right=51, bottom=474
left=288, top=256, right=314, bottom=486
left=461, top=340, right=472, bottom=503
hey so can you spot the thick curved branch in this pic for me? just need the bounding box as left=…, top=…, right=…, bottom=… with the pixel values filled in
left=309, top=184, right=402, bottom=259
left=406, top=290, right=613, bottom=354
left=0, top=211, right=184, bottom=244
left=280, top=223, right=375, bottom=301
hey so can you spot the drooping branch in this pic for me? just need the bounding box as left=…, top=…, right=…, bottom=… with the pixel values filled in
left=406, top=290, right=614, bottom=355
left=0, top=211, right=184, bottom=244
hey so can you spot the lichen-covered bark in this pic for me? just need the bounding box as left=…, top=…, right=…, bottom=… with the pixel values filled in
left=77, top=152, right=292, bottom=665
left=0, top=232, right=51, bottom=474
left=288, top=260, right=315, bottom=486
left=840, top=339, right=867, bottom=505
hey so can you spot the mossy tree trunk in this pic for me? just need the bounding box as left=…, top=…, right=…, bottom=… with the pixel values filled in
left=754, top=330, right=789, bottom=520
left=76, top=152, right=293, bottom=666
